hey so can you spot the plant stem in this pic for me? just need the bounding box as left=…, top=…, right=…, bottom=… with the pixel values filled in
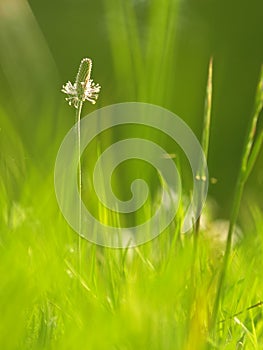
left=76, top=101, right=83, bottom=275
left=195, top=57, right=213, bottom=234
left=211, top=65, right=263, bottom=330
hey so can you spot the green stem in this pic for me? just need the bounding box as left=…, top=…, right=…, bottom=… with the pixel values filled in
left=211, top=65, right=263, bottom=330
left=195, top=57, right=213, bottom=234
left=76, top=101, right=83, bottom=275
left=210, top=174, right=244, bottom=330
left=201, top=57, right=213, bottom=158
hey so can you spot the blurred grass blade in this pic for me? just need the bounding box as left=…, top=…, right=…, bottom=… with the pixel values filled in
left=211, top=64, right=263, bottom=330
left=195, top=57, right=213, bottom=234
left=244, top=65, right=263, bottom=181
left=103, top=0, right=138, bottom=99
left=0, top=0, right=59, bottom=152
left=201, top=57, right=213, bottom=159
left=145, top=0, right=180, bottom=103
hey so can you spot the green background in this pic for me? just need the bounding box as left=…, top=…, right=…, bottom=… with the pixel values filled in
left=1, top=0, right=263, bottom=220
left=1, top=1, right=263, bottom=349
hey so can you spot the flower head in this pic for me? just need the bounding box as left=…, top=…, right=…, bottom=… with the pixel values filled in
left=62, top=58, right=101, bottom=108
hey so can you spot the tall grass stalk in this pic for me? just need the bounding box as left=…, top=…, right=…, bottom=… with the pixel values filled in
left=182, top=58, right=213, bottom=350
left=61, top=58, right=101, bottom=275
left=76, top=101, right=83, bottom=274
left=195, top=57, right=213, bottom=235
left=211, top=65, right=263, bottom=330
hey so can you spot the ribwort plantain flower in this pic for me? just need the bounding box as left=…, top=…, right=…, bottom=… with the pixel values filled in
left=62, top=58, right=101, bottom=108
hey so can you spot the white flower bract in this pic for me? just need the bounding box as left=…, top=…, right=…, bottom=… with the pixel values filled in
left=62, top=74, right=101, bottom=108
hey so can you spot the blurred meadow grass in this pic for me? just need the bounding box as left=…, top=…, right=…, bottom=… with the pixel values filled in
left=1, top=0, right=263, bottom=349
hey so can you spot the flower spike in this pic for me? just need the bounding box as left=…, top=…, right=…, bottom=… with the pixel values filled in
left=62, top=58, right=101, bottom=108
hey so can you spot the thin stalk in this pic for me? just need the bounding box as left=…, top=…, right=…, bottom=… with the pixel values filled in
left=202, top=57, right=213, bottom=158
left=76, top=101, right=83, bottom=275
left=219, top=301, right=263, bottom=323
left=62, top=57, right=101, bottom=277
left=244, top=122, right=263, bottom=182
left=211, top=65, right=263, bottom=330
left=195, top=57, right=213, bottom=234
left=186, top=58, right=213, bottom=349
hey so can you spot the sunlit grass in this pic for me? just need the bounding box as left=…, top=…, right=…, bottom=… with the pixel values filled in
left=1, top=0, right=263, bottom=349
left=1, top=177, right=263, bottom=349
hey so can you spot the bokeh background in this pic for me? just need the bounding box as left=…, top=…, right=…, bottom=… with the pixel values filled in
left=1, top=0, right=263, bottom=225
left=1, top=1, right=263, bottom=348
